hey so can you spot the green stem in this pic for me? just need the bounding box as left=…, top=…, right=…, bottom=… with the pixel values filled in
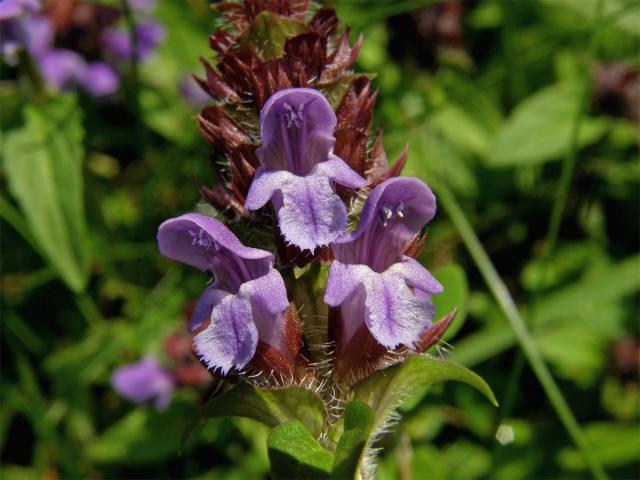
left=121, top=0, right=146, bottom=158
left=436, top=184, right=608, bottom=480
left=74, top=293, right=104, bottom=327
left=544, top=0, right=605, bottom=258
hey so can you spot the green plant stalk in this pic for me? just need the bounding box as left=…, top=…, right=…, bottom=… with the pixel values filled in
left=121, top=0, right=146, bottom=159
left=435, top=184, right=608, bottom=480
left=544, top=0, right=605, bottom=258
left=498, top=0, right=607, bottom=449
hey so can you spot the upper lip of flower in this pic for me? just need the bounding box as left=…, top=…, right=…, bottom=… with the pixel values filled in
left=333, top=176, right=437, bottom=272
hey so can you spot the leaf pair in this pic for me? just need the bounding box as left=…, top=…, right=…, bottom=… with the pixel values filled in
left=182, top=356, right=497, bottom=479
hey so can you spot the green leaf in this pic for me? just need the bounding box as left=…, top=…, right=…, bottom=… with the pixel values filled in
left=541, top=0, right=640, bottom=37
left=88, top=398, right=197, bottom=464
left=241, top=11, right=309, bottom=60
left=331, top=401, right=375, bottom=480
left=352, top=355, right=497, bottom=435
left=558, top=422, right=640, bottom=470
left=268, top=420, right=334, bottom=480
left=488, top=82, right=608, bottom=167
left=430, top=105, right=491, bottom=157
left=2, top=95, right=90, bottom=292
left=431, top=263, right=469, bottom=341
left=181, top=383, right=326, bottom=450
left=453, top=255, right=640, bottom=368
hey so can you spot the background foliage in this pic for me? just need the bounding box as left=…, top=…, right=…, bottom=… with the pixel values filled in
left=1, top=0, right=638, bottom=479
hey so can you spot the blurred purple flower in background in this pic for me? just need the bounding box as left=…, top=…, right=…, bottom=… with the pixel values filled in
left=0, top=0, right=163, bottom=97
left=102, top=21, right=165, bottom=62
left=111, top=357, right=174, bottom=410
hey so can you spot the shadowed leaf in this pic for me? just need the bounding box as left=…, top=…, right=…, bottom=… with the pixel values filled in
left=180, top=383, right=325, bottom=451
left=268, top=420, right=334, bottom=480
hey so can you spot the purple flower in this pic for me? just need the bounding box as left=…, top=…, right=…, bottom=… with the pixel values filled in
left=37, top=49, right=86, bottom=90
left=80, top=62, right=120, bottom=96
left=324, top=177, right=443, bottom=350
left=102, top=21, right=164, bottom=62
left=245, top=88, right=367, bottom=252
left=157, top=213, right=291, bottom=375
left=0, top=3, right=49, bottom=66
left=0, top=0, right=39, bottom=21
left=111, top=357, right=174, bottom=410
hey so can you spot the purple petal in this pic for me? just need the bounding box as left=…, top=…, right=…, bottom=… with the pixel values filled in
left=333, top=177, right=437, bottom=272
left=324, top=261, right=370, bottom=306
left=362, top=271, right=435, bottom=349
left=136, top=21, right=164, bottom=60
left=388, top=257, right=443, bottom=296
left=278, top=174, right=348, bottom=251
left=245, top=168, right=295, bottom=211
left=193, top=293, right=259, bottom=375
left=189, top=286, right=230, bottom=333
left=101, top=29, right=129, bottom=59
left=0, top=0, right=39, bottom=20
left=37, top=49, right=87, bottom=90
left=241, top=269, right=289, bottom=315
left=111, top=358, right=174, bottom=410
left=240, top=270, right=290, bottom=354
left=80, top=62, right=119, bottom=97
left=257, top=88, right=337, bottom=175
left=0, top=0, right=24, bottom=20
left=21, top=15, right=53, bottom=57
left=157, top=214, right=272, bottom=291
left=313, top=155, right=367, bottom=189
left=102, top=21, right=164, bottom=62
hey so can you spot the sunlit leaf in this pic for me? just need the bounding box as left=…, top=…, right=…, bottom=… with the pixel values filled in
left=558, top=422, right=640, bottom=470
left=488, top=82, right=608, bottom=167
left=352, top=355, right=497, bottom=437
left=2, top=95, right=90, bottom=292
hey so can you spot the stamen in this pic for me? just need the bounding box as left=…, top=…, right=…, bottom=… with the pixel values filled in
left=377, top=203, right=406, bottom=226
left=283, top=101, right=305, bottom=128
left=189, top=228, right=219, bottom=251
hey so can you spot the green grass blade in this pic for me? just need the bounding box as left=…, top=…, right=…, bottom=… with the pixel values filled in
left=545, top=0, right=606, bottom=258
left=436, top=184, right=609, bottom=480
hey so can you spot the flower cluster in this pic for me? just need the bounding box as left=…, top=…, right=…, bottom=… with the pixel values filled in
left=151, top=1, right=453, bottom=390
left=0, top=0, right=163, bottom=97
